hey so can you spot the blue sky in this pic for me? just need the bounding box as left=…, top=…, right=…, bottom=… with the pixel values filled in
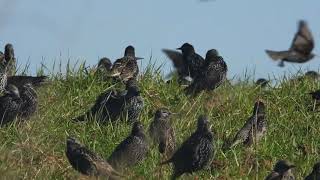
left=0, top=0, right=319, bottom=80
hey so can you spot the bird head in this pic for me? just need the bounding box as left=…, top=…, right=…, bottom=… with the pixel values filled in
left=273, top=160, right=295, bottom=174
left=205, top=49, right=219, bottom=60
left=197, top=115, right=210, bottom=131
left=66, top=137, right=82, bottom=151
left=98, top=57, right=112, bottom=70
left=256, top=78, right=269, bottom=87
left=124, top=45, right=135, bottom=57
left=4, top=43, right=14, bottom=63
left=253, top=101, right=265, bottom=116
left=155, top=108, right=172, bottom=120
left=131, top=121, right=144, bottom=136
left=5, top=84, right=20, bottom=98
left=177, top=43, right=195, bottom=55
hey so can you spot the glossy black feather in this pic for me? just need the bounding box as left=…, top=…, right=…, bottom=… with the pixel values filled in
left=0, top=85, right=22, bottom=126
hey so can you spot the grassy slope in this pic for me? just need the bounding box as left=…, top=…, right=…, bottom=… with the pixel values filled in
left=0, top=64, right=319, bottom=180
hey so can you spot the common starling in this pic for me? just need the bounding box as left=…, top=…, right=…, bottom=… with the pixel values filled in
left=266, top=20, right=315, bottom=67
left=66, top=137, right=122, bottom=179
left=74, top=79, right=143, bottom=123
left=224, top=101, right=266, bottom=150
left=304, top=71, right=319, bottom=80
left=256, top=78, right=270, bottom=87
left=110, top=46, right=142, bottom=82
left=163, top=43, right=205, bottom=81
left=265, top=160, right=295, bottom=180
left=0, top=84, right=22, bottom=126
left=108, top=121, right=149, bottom=171
left=4, top=43, right=16, bottom=76
left=17, top=83, right=38, bottom=119
left=161, top=115, right=214, bottom=179
left=149, top=108, right=176, bottom=158
left=305, top=162, right=320, bottom=180
left=185, top=49, right=227, bottom=95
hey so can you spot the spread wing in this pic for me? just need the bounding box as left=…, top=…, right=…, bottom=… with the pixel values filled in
left=162, top=49, right=185, bottom=74
left=290, top=20, right=314, bottom=54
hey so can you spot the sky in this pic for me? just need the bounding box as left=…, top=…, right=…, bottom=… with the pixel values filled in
left=0, top=0, right=319, bottom=80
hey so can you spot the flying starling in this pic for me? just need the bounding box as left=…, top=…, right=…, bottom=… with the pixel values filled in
left=110, top=46, right=142, bottom=82
left=4, top=43, right=16, bottom=76
left=66, top=137, right=122, bottom=179
left=74, top=79, right=143, bottom=123
left=266, top=20, right=315, bottom=67
left=185, top=49, right=227, bottom=95
left=223, top=101, right=266, bottom=150
left=149, top=108, right=176, bottom=158
left=305, top=162, right=320, bottom=180
left=0, top=84, right=22, bottom=126
left=17, top=83, right=38, bottom=119
left=256, top=78, right=270, bottom=88
left=163, top=43, right=205, bottom=81
left=265, top=160, right=295, bottom=180
left=161, top=115, right=214, bottom=179
left=108, top=121, right=149, bottom=171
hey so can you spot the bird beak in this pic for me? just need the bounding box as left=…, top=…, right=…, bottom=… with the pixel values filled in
left=109, top=72, right=121, bottom=77
left=176, top=47, right=182, bottom=50
left=135, top=57, right=144, bottom=60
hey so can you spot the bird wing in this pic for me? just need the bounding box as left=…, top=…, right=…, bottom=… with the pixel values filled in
left=231, top=116, right=254, bottom=148
left=290, top=20, right=314, bottom=54
left=265, top=171, right=281, bottom=180
left=162, top=49, right=185, bottom=73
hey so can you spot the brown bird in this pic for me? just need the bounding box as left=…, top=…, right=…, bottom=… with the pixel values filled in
left=265, top=160, right=295, bottom=180
left=266, top=20, right=315, bottom=67
left=66, top=137, right=122, bottom=179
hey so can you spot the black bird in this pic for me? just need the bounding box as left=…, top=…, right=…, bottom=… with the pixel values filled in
left=66, top=137, right=122, bottom=179
left=163, top=43, right=205, bottom=81
left=304, top=71, right=319, bottom=80
left=149, top=108, right=176, bottom=158
left=4, top=43, right=16, bottom=76
left=266, top=20, right=315, bottom=67
left=108, top=121, right=149, bottom=171
left=256, top=78, right=270, bottom=87
left=161, top=115, right=214, bottom=179
left=265, top=160, right=295, bottom=180
left=110, top=46, right=142, bottom=82
left=309, top=90, right=320, bottom=111
left=223, top=101, right=266, bottom=150
left=17, top=83, right=38, bottom=119
left=6, top=75, right=48, bottom=89
left=74, top=79, right=143, bottom=123
left=305, top=162, right=320, bottom=180
left=95, top=57, right=113, bottom=80
left=0, top=84, right=22, bottom=126
left=185, top=49, right=227, bottom=95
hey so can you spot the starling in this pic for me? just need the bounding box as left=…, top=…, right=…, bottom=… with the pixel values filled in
left=224, top=101, right=266, bottom=150
left=17, top=83, right=38, bottom=119
left=66, top=137, right=122, bottom=179
left=256, top=78, right=270, bottom=87
left=163, top=43, right=205, bottom=81
left=309, top=90, right=320, bottom=111
left=4, top=43, right=16, bottom=76
left=0, top=84, right=22, bottom=126
left=110, top=45, right=142, bottom=82
left=265, top=160, right=295, bottom=180
left=6, top=75, right=48, bottom=89
left=266, top=20, right=315, bottom=67
left=74, top=79, right=143, bottom=123
left=304, top=71, right=319, bottom=80
left=108, top=121, right=149, bottom=171
left=149, top=108, right=176, bottom=158
left=161, top=115, right=214, bottom=179
left=305, top=162, right=320, bottom=180
left=185, top=49, right=227, bottom=95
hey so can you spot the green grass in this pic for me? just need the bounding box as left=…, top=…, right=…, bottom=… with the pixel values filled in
left=0, top=63, right=319, bottom=179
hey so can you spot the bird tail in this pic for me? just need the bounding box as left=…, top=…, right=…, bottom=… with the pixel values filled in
left=265, top=50, right=290, bottom=61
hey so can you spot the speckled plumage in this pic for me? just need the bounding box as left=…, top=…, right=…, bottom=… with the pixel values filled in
left=225, top=101, right=266, bottom=149
left=161, top=115, right=214, bottom=179
left=265, top=160, right=295, bottom=180
left=110, top=46, right=142, bottom=82
left=185, top=49, right=227, bottom=95
left=108, top=121, right=149, bottom=171
left=149, top=108, right=176, bottom=158
left=163, top=43, right=205, bottom=81
left=0, top=85, right=22, bottom=126
left=305, top=162, right=320, bottom=180
left=266, top=20, right=315, bottom=67
left=17, top=83, right=38, bottom=119
left=74, top=79, right=143, bottom=123
left=66, top=137, right=122, bottom=179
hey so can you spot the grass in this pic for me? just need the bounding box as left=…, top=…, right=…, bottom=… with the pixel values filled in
left=0, top=62, right=319, bottom=179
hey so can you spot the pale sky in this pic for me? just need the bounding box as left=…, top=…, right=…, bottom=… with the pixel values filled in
left=0, top=0, right=319, bottom=80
